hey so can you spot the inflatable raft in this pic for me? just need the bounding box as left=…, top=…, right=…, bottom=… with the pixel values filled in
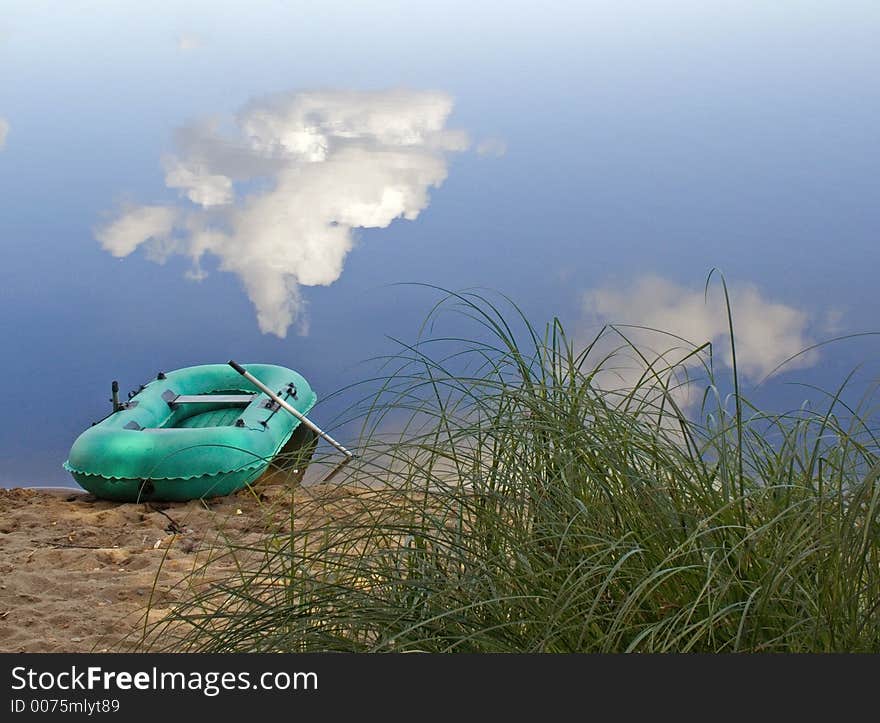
left=64, top=363, right=317, bottom=502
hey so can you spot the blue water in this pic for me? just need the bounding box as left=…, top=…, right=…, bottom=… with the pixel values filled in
left=2, top=2, right=880, bottom=487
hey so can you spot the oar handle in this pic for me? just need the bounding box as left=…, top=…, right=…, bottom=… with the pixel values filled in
left=228, top=361, right=355, bottom=470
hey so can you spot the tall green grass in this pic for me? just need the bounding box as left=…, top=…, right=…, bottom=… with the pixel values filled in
left=145, top=289, right=880, bottom=652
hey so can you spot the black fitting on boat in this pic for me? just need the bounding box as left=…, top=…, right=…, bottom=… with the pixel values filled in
left=111, top=381, right=121, bottom=412
left=234, top=419, right=245, bottom=427
left=287, top=382, right=298, bottom=399
left=157, top=371, right=166, bottom=380
left=259, top=420, right=269, bottom=427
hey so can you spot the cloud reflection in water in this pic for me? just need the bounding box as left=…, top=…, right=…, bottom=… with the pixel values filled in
left=97, top=89, right=469, bottom=337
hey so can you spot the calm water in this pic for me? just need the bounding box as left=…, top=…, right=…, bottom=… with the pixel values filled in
left=2, top=2, right=880, bottom=487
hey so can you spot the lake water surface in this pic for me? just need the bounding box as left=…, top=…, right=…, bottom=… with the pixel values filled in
left=2, top=2, right=880, bottom=487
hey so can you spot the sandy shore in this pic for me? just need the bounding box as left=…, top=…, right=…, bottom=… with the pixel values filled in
left=0, top=475, right=352, bottom=653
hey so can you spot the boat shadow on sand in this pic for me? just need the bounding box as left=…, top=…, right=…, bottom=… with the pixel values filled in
left=251, top=423, right=319, bottom=488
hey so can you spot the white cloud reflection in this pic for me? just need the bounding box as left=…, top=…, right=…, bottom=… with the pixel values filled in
left=97, top=89, right=469, bottom=337
left=581, top=275, right=821, bottom=410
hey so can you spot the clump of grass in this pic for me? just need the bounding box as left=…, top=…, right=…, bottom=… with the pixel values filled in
left=145, top=289, right=880, bottom=652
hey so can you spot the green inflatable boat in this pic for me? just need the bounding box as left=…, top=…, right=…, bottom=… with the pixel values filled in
left=64, top=362, right=317, bottom=502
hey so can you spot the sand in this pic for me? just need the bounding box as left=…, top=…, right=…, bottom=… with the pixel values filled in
left=0, top=475, right=351, bottom=653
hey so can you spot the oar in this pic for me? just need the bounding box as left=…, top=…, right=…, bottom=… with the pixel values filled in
left=228, top=360, right=355, bottom=483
